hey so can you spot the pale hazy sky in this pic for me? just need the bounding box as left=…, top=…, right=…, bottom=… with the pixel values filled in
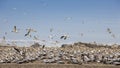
left=0, top=0, right=120, bottom=46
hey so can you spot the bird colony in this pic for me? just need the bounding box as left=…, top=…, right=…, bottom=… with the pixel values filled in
left=0, top=42, right=120, bottom=65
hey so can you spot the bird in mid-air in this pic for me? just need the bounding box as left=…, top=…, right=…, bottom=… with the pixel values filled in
left=11, top=26, right=19, bottom=33
left=107, top=28, right=112, bottom=34
left=25, top=28, right=37, bottom=37
left=33, top=36, right=39, bottom=40
left=60, top=34, right=69, bottom=40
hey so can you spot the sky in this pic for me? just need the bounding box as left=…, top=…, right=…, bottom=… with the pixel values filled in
left=0, top=0, right=120, bottom=46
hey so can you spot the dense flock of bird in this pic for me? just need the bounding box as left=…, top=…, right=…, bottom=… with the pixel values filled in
left=0, top=42, right=120, bottom=65
left=0, top=25, right=117, bottom=45
left=1, top=26, right=70, bottom=44
left=0, top=25, right=119, bottom=65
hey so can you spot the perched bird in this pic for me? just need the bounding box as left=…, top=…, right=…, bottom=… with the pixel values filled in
left=11, top=26, right=19, bottom=33
left=13, top=47, right=20, bottom=53
left=42, top=45, right=45, bottom=49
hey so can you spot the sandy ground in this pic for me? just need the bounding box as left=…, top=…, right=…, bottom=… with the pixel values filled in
left=0, top=63, right=120, bottom=68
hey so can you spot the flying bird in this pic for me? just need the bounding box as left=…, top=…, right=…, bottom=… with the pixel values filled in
left=25, top=28, right=37, bottom=36
left=80, top=33, right=84, bottom=37
left=48, top=34, right=54, bottom=39
left=81, top=20, right=85, bottom=24
left=26, top=28, right=37, bottom=32
left=41, top=40, right=46, bottom=42
left=5, top=32, right=7, bottom=35
left=11, top=26, right=19, bottom=33
left=107, top=28, right=112, bottom=34
left=3, top=36, right=6, bottom=40
left=111, top=34, right=116, bottom=38
left=25, top=30, right=31, bottom=36
left=55, top=41, right=60, bottom=44
left=107, top=28, right=116, bottom=38
left=50, top=28, right=53, bottom=32
left=64, top=17, right=72, bottom=21
left=33, top=36, right=39, bottom=40
left=60, top=34, right=69, bottom=40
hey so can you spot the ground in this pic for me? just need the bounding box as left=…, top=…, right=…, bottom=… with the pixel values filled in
left=0, top=63, right=120, bottom=68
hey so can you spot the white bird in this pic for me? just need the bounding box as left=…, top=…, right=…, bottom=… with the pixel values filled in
left=48, top=34, right=54, bottom=39
left=64, top=17, right=72, bottom=21
left=11, top=26, right=19, bottom=33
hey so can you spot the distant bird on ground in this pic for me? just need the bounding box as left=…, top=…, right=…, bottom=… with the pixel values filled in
left=13, top=47, right=20, bottom=53
left=11, top=26, right=19, bottom=33
left=42, top=45, right=45, bottom=49
left=25, top=28, right=37, bottom=36
left=60, top=34, right=69, bottom=40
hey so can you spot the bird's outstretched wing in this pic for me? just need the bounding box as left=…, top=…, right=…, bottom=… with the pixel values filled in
left=60, top=36, right=64, bottom=39
left=25, top=30, right=31, bottom=36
